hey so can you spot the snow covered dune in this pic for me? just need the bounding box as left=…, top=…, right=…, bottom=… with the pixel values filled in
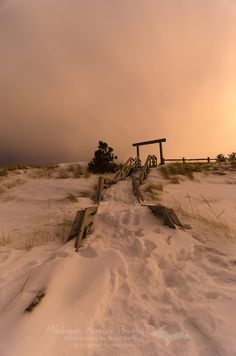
left=0, top=166, right=236, bottom=355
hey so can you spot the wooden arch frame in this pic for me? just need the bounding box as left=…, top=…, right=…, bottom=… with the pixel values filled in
left=132, top=138, right=166, bottom=165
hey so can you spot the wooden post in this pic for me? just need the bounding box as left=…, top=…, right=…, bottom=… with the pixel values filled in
left=159, top=142, right=164, bottom=165
left=136, top=145, right=140, bottom=158
left=96, top=176, right=104, bottom=204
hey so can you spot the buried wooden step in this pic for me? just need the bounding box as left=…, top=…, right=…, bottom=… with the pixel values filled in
left=146, top=204, right=183, bottom=229
left=66, top=206, right=98, bottom=251
left=25, top=290, right=46, bottom=312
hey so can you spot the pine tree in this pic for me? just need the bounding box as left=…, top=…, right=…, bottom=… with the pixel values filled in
left=88, top=141, right=118, bottom=173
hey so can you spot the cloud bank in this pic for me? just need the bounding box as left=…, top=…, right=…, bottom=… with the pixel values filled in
left=0, top=0, right=236, bottom=164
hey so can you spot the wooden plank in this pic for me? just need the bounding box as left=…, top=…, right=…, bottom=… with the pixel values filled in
left=168, top=208, right=184, bottom=227
left=25, top=290, right=45, bottom=312
left=162, top=208, right=176, bottom=229
left=66, top=206, right=98, bottom=250
left=147, top=204, right=183, bottom=229
left=67, top=210, right=85, bottom=242
left=74, top=206, right=98, bottom=251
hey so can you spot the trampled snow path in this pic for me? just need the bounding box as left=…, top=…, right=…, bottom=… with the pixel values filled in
left=0, top=176, right=236, bottom=356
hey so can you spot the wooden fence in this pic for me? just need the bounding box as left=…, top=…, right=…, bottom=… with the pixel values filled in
left=164, top=157, right=217, bottom=164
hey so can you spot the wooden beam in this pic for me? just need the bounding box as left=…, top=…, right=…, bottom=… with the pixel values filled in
left=133, top=138, right=166, bottom=147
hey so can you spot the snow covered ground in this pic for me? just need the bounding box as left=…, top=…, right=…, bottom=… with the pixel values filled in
left=0, top=164, right=235, bottom=356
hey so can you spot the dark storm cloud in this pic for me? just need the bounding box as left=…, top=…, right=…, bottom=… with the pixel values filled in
left=0, top=0, right=236, bottom=164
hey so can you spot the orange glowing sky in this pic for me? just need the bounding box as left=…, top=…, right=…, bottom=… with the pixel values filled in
left=0, top=0, right=236, bottom=164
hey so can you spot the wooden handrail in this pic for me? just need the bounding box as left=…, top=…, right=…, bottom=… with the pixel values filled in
left=139, top=155, right=157, bottom=184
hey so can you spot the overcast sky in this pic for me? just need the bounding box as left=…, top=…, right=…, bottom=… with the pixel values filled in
left=0, top=0, right=236, bottom=164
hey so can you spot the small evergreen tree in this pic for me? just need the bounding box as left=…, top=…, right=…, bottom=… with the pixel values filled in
left=216, top=154, right=227, bottom=162
left=88, top=141, right=118, bottom=173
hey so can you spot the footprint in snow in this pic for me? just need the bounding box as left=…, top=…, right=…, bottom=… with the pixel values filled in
left=121, top=209, right=140, bottom=226
left=133, top=213, right=140, bottom=225
left=134, top=228, right=145, bottom=237
left=122, top=210, right=130, bottom=225
left=143, top=240, right=157, bottom=257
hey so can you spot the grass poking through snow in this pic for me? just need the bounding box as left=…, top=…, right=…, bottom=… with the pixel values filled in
left=172, top=194, right=233, bottom=239
left=66, top=193, right=78, bottom=203
left=143, top=182, right=163, bottom=201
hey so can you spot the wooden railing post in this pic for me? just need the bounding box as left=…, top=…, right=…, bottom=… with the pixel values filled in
left=159, top=142, right=164, bottom=165
left=136, top=145, right=140, bottom=158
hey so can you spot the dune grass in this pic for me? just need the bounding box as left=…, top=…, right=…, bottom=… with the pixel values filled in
left=22, top=218, right=74, bottom=249
left=160, top=163, right=204, bottom=180
left=169, top=176, right=180, bottom=184
left=66, top=192, right=78, bottom=202
left=67, top=164, right=84, bottom=178
left=143, top=182, right=163, bottom=200
left=173, top=194, right=233, bottom=239
left=0, top=168, right=8, bottom=177
left=159, top=162, right=231, bottom=182
left=0, top=232, right=11, bottom=246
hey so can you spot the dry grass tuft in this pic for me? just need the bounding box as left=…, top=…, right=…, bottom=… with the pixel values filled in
left=145, top=182, right=163, bottom=193
left=4, top=178, right=25, bottom=189
left=22, top=218, right=73, bottom=249
left=55, top=218, right=73, bottom=242
left=161, top=163, right=195, bottom=180
left=56, top=169, right=70, bottom=179
left=66, top=193, right=78, bottom=203
left=144, top=182, right=163, bottom=200
left=83, top=170, right=91, bottom=178
left=173, top=194, right=233, bottom=239
left=169, top=176, right=180, bottom=184
left=230, top=160, right=236, bottom=169
left=160, top=162, right=215, bottom=182
left=67, top=164, right=84, bottom=178
left=160, top=166, right=170, bottom=179
left=0, top=168, right=8, bottom=177
left=28, top=166, right=57, bottom=179
left=0, top=231, right=11, bottom=246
